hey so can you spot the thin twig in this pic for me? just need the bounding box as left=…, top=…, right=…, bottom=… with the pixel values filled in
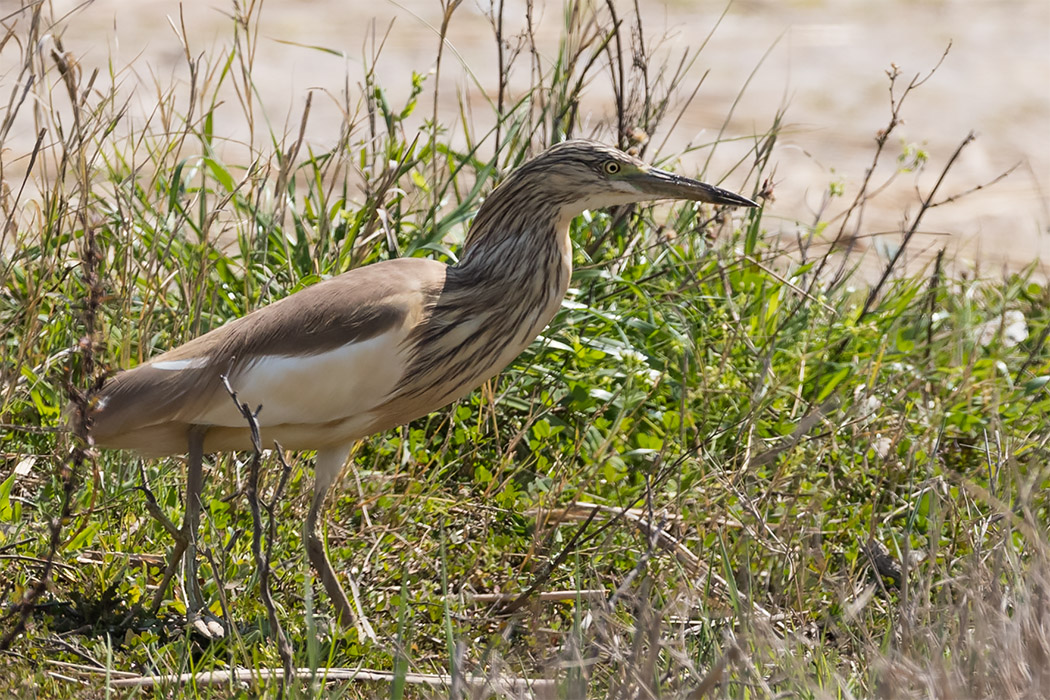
left=105, top=667, right=556, bottom=692
left=809, top=49, right=951, bottom=292
left=468, top=590, right=606, bottom=604
left=859, top=131, right=976, bottom=321
left=541, top=501, right=773, bottom=621
left=219, top=375, right=295, bottom=684
left=498, top=506, right=601, bottom=615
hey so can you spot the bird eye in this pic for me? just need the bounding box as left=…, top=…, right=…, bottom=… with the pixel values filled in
left=603, top=161, right=621, bottom=175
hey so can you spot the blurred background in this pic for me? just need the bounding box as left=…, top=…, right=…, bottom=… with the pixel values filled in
left=15, top=0, right=1050, bottom=277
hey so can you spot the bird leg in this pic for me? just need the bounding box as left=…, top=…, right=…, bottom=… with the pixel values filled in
left=147, top=425, right=224, bottom=638
left=137, top=460, right=183, bottom=541
left=305, top=446, right=375, bottom=641
left=304, top=488, right=352, bottom=621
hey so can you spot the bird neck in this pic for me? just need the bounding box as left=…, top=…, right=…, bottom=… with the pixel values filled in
left=386, top=194, right=575, bottom=414
left=454, top=188, right=575, bottom=304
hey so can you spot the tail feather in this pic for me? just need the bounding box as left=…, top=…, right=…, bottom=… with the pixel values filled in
left=89, top=363, right=223, bottom=455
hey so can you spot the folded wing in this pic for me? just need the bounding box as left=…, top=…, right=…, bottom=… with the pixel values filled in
left=90, top=257, right=446, bottom=455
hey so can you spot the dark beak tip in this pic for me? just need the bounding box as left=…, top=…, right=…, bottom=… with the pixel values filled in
left=695, top=195, right=757, bottom=209
left=698, top=180, right=759, bottom=209
left=713, top=192, right=759, bottom=209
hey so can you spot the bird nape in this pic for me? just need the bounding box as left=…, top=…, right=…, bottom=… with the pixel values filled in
left=87, top=139, right=758, bottom=638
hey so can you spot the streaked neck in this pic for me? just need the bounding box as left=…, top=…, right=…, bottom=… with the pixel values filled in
left=455, top=179, right=575, bottom=293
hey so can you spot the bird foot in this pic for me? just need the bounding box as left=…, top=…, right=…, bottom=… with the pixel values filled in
left=182, top=548, right=225, bottom=639
left=186, top=608, right=226, bottom=640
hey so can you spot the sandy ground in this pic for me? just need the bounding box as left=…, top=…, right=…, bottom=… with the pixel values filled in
left=6, top=0, right=1049, bottom=279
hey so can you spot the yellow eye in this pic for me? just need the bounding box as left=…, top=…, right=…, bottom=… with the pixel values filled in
left=603, top=160, right=621, bottom=175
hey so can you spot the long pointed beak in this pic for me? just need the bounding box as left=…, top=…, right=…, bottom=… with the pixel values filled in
left=636, top=167, right=758, bottom=208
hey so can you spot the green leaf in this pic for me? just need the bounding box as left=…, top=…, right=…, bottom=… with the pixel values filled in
left=0, top=473, right=15, bottom=522
left=816, top=366, right=851, bottom=402
left=64, top=521, right=100, bottom=552
left=1024, top=376, right=1049, bottom=394
left=203, top=156, right=235, bottom=192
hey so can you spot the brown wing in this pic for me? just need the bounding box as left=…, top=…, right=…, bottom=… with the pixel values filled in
left=89, top=257, right=446, bottom=456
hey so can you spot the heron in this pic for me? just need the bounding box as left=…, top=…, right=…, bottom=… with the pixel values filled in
left=88, top=139, right=757, bottom=638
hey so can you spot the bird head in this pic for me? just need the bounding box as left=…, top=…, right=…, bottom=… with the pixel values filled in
left=461, top=139, right=758, bottom=258
left=513, top=139, right=758, bottom=215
